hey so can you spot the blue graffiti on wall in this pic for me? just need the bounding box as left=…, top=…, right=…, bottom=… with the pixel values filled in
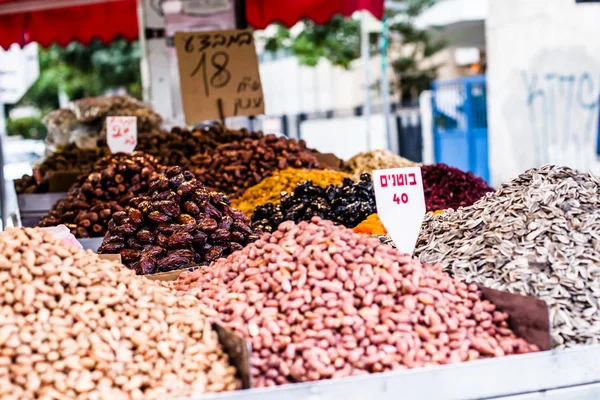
left=521, top=71, right=599, bottom=165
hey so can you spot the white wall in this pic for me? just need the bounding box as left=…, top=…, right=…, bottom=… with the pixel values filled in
left=486, top=0, right=600, bottom=186
left=300, top=115, right=393, bottom=160
left=259, top=55, right=385, bottom=116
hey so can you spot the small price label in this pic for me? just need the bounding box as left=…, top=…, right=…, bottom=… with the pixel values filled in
left=107, top=116, right=137, bottom=153
left=372, top=167, right=426, bottom=255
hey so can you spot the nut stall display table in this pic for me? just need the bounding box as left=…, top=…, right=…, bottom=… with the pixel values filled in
left=181, top=345, right=600, bottom=400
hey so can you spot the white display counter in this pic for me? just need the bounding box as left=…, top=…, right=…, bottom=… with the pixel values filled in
left=181, top=345, right=600, bottom=400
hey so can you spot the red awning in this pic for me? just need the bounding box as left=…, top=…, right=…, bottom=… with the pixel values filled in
left=0, top=0, right=139, bottom=49
left=0, top=0, right=384, bottom=50
left=246, top=0, right=384, bottom=29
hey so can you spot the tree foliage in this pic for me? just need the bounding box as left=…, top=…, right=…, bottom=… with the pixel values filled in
left=261, top=0, right=446, bottom=103
left=18, top=39, right=141, bottom=114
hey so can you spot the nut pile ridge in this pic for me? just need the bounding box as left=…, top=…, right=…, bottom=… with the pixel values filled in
left=173, top=217, right=538, bottom=387
left=0, top=227, right=239, bottom=399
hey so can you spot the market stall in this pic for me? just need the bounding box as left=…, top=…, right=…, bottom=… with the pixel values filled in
left=2, top=1, right=600, bottom=399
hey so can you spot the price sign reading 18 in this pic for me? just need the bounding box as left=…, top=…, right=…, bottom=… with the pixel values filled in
left=372, top=167, right=426, bottom=255
left=106, top=116, right=137, bottom=154
left=174, top=29, right=265, bottom=124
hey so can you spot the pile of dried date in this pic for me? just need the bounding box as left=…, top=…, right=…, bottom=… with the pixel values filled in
left=173, top=217, right=539, bottom=387
left=0, top=227, right=239, bottom=400
left=98, top=166, right=261, bottom=275
left=15, top=145, right=106, bottom=194
left=190, top=133, right=323, bottom=196
left=39, top=152, right=161, bottom=238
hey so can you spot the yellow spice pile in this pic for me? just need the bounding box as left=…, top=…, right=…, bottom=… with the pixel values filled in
left=346, top=149, right=421, bottom=180
left=231, top=168, right=352, bottom=217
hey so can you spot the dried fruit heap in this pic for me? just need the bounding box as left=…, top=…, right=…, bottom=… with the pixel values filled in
left=173, top=217, right=538, bottom=387
left=231, top=168, right=352, bottom=217
left=99, top=166, right=261, bottom=275
left=421, top=163, right=493, bottom=211
left=15, top=145, right=106, bottom=194
left=136, top=125, right=261, bottom=170
left=190, top=133, right=323, bottom=196
left=39, top=152, right=160, bottom=238
left=345, top=149, right=421, bottom=180
left=251, top=174, right=376, bottom=232
left=0, top=227, right=238, bottom=399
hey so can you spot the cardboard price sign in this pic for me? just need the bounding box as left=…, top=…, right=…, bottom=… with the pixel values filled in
left=107, top=116, right=137, bottom=153
left=372, top=167, right=426, bottom=255
left=174, top=29, right=265, bottom=124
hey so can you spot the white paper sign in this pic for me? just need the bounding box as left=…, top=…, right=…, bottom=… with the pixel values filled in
left=107, top=116, right=137, bottom=153
left=372, top=167, right=426, bottom=255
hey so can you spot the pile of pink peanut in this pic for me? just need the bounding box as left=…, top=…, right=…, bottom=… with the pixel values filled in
left=171, top=217, right=538, bottom=388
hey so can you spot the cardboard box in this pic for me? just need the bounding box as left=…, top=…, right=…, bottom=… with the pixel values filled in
left=145, top=267, right=197, bottom=282
left=213, top=323, right=252, bottom=389
left=313, top=151, right=344, bottom=171
left=16, top=192, right=67, bottom=227
left=48, top=171, right=81, bottom=192
left=479, top=286, right=551, bottom=350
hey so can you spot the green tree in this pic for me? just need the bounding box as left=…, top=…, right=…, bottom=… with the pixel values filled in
left=261, top=0, right=446, bottom=104
left=389, top=0, right=446, bottom=104
left=264, top=15, right=361, bottom=69
left=18, top=39, right=141, bottom=114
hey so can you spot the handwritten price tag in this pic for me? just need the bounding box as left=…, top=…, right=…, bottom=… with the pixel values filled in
left=372, top=167, right=426, bottom=255
left=107, top=116, right=137, bottom=153
left=174, top=29, right=265, bottom=124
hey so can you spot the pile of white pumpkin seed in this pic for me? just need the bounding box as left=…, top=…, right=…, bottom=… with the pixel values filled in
left=415, top=165, right=600, bottom=348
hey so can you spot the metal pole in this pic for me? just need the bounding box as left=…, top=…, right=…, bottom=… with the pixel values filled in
left=380, top=16, right=393, bottom=151
left=361, top=11, right=372, bottom=151
left=0, top=102, right=6, bottom=229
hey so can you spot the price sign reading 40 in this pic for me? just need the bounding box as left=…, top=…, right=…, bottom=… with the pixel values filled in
left=372, top=167, right=426, bottom=255
left=174, top=29, right=265, bottom=124
left=106, top=116, right=137, bottom=153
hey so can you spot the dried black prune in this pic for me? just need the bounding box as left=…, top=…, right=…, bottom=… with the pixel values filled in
left=251, top=175, right=377, bottom=231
